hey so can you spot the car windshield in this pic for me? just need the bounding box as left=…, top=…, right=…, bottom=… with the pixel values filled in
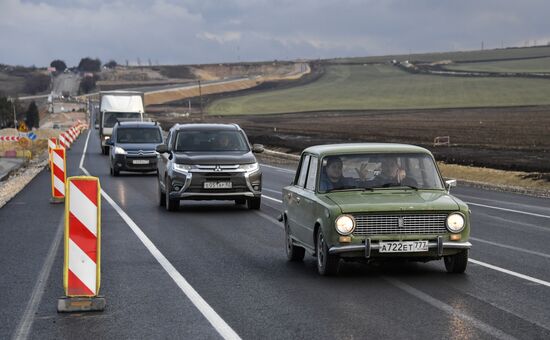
left=116, top=128, right=162, bottom=144
left=319, top=153, right=444, bottom=193
left=104, top=112, right=142, bottom=128
left=174, top=130, right=250, bottom=152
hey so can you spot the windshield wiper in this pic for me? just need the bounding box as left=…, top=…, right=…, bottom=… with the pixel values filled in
left=371, top=183, right=419, bottom=190
left=326, top=186, right=374, bottom=193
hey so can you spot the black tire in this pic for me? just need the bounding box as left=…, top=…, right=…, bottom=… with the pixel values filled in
left=235, top=198, right=246, bottom=205
left=247, top=197, right=261, bottom=210
left=316, top=229, right=339, bottom=276
left=158, top=178, right=166, bottom=207
left=444, top=250, right=468, bottom=273
left=165, top=177, right=179, bottom=211
left=102, top=146, right=109, bottom=155
left=285, top=219, right=305, bottom=262
left=112, top=166, right=119, bottom=177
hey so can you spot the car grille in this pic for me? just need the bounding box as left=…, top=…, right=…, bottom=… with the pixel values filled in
left=126, top=150, right=157, bottom=156
left=352, top=214, right=448, bottom=235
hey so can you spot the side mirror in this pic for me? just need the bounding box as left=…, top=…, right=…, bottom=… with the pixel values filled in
left=105, top=138, right=113, bottom=146
left=156, top=144, right=169, bottom=154
left=252, top=144, right=264, bottom=153
left=445, top=179, right=457, bottom=193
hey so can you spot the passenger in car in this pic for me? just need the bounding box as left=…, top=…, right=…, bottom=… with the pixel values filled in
left=373, top=158, right=418, bottom=187
left=319, top=157, right=357, bottom=192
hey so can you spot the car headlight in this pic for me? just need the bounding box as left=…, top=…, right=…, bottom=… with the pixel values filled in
left=335, top=215, right=355, bottom=235
left=114, top=146, right=126, bottom=155
left=446, top=213, right=465, bottom=233
left=173, top=163, right=192, bottom=173
left=240, top=162, right=259, bottom=172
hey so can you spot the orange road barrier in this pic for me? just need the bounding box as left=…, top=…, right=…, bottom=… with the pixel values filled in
left=50, top=147, right=66, bottom=204
left=58, top=176, right=105, bottom=312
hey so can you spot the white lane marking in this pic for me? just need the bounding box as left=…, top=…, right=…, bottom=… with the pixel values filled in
left=469, top=259, right=550, bottom=288
left=260, top=163, right=295, bottom=174
left=68, top=239, right=97, bottom=294
left=470, top=237, right=550, bottom=259
left=255, top=211, right=283, bottom=229
left=466, top=202, right=550, bottom=219
left=12, top=216, right=65, bottom=340
left=262, top=187, right=283, bottom=195
left=386, top=278, right=516, bottom=340
left=80, top=130, right=241, bottom=340
left=262, top=195, right=282, bottom=204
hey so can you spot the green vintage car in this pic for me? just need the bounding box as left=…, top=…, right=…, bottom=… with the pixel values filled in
left=281, top=143, right=471, bottom=276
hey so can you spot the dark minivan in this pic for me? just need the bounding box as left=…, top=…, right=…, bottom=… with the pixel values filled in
left=106, top=121, right=164, bottom=176
left=156, top=123, right=264, bottom=211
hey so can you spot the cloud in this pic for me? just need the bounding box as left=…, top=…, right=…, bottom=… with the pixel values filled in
left=1, top=0, right=550, bottom=66
left=197, top=31, right=242, bottom=44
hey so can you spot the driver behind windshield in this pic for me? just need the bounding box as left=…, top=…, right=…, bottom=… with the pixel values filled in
left=319, top=157, right=357, bottom=192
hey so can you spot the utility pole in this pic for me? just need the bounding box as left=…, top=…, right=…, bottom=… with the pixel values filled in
left=8, top=96, right=17, bottom=128
left=198, top=80, right=203, bottom=121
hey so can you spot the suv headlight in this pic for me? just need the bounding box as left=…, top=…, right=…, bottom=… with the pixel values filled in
left=114, top=146, right=126, bottom=155
left=446, top=213, right=465, bottom=233
left=173, top=163, right=192, bottom=173
left=335, top=215, right=355, bottom=235
left=240, top=162, right=259, bottom=172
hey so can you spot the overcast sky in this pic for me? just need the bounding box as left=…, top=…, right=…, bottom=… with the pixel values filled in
left=1, top=0, right=549, bottom=67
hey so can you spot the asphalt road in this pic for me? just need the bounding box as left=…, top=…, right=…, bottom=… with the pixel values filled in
left=1, top=129, right=549, bottom=339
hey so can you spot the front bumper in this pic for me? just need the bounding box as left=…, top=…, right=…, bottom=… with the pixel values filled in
left=329, top=236, right=471, bottom=258
left=113, top=154, right=158, bottom=172
left=168, top=169, right=262, bottom=200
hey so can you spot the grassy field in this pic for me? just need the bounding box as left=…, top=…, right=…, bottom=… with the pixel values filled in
left=207, top=64, right=550, bottom=115
left=445, top=57, right=550, bottom=73
left=329, top=46, right=550, bottom=64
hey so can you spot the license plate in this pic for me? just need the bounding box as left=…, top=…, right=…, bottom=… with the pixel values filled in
left=203, top=181, right=232, bottom=189
left=132, top=159, right=149, bottom=164
left=379, top=241, right=429, bottom=253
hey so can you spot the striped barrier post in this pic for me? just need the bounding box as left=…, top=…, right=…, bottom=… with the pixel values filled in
left=50, top=147, right=66, bottom=204
left=48, top=137, right=57, bottom=169
left=65, top=131, right=74, bottom=145
left=58, top=133, right=68, bottom=149
left=58, top=176, right=105, bottom=312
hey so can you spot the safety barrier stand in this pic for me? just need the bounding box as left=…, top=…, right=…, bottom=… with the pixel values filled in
left=57, top=176, right=105, bottom=312
left=50, top=147, right=66, bottom=204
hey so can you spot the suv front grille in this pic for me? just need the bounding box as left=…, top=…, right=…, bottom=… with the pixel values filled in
left=353, top=214, right=448, bottom=235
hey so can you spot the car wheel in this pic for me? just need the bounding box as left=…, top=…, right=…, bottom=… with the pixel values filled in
left=444, top=250, right=468, bottom=273
left=165, top=177, right=179, bottom=211
left=112, top=167, right=119, bottom=176
left=102, top=146, right=109, bottom=155
left=158, top=178, right=166, bottom=207
left=285, top=219, right=305, bottom=261
left=316, top=229, right=339, bottom=276
left=247, top=197, right=261, bottom=210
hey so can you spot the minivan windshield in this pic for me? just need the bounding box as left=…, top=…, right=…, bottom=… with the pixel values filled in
left=104, top=112, right=142, bottom=128
left=319, top=153, right=444, bottom=193
left=116, top=128, right=162, bottom=144
left=174, top=130, right=249, bottom=152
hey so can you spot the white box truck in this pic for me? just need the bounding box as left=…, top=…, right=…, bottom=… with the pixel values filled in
left=99, top=91, right=144, bottom=154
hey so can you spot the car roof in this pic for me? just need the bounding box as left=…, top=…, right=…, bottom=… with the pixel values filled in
left=171, top=123, right=241, bottom=131
left=114, top=121, right=159, bottom=129
left=303, top=143, right=432, bottom=157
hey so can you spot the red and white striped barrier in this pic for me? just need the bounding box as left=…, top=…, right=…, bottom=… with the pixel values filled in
left=48, top=137, right=57, bottom=164
left=58, top=176, right=104, bottom=312
left=59, top=134, right=69, bottom=149
left=0, top=136, right=21, bottom=141
left=50, top=147, right=66, bottom=203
